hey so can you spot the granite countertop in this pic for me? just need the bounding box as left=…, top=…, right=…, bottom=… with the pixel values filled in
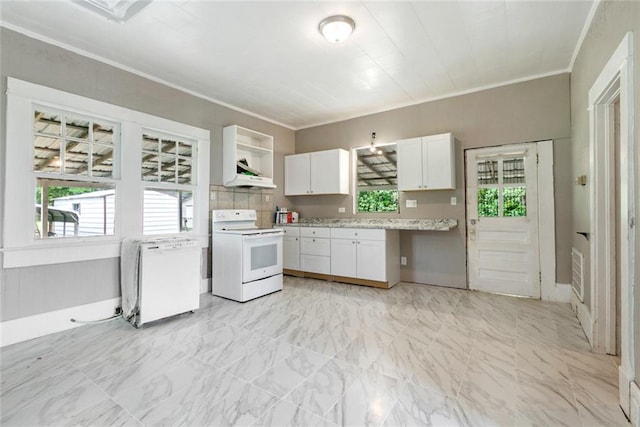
left=278, top=218, right=458, bottom=231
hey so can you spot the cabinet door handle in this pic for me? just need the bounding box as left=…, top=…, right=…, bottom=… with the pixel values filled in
left=313, top=238, right=315, bottom=242
left=352, top=241, right=355, bottom=244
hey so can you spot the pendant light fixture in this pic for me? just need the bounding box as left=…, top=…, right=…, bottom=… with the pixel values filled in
left=369, top=132, right=382, bottom=155
left=318, top=15, right=356, bottom=43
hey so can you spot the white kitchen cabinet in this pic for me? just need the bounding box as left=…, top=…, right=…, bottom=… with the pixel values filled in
left=281, top=226, right=300, bottom=271
left=330, top=238, right=357, bottom=278
left=397, top=133, right=455, bottom=191
left=300, top=227, right=331, bottom=274
left=330, top=228, right=399, bottom=286
left=356, top=239, right=387, bottom=281
left=223, top=125, right=275, bottom=188
left=283, top=154, right=309, bottom=196
left=284, top=149, right=349, bottom=196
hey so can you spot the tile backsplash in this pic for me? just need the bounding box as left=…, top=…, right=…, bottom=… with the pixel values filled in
left=209, top=185, right=275, bottom=228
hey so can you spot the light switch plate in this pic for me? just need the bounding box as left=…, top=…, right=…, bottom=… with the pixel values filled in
left=406, top=200, right=417, bottom=208
left=338, top=207, right=346, bottom=213
left=265, top=195, right=270, bottom=202
left=401, top=256, right=407, bottom=265
left=450, top=197, right=457, bottom=205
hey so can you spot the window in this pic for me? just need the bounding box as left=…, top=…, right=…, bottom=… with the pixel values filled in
left=477, top=157, right=527, bottom=217
left=32, top=108, right=118, bottom=239
left=141, top=132, right=196, bottom=235
left=4, top=78, right=210, bottom=268
left=355, top=144, right=398, bottom=213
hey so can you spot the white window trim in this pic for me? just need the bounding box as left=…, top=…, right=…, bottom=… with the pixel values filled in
left=3, top=77, right=210, bottom=268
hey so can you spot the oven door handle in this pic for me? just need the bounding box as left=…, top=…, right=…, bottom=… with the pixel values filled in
left=243, top=231, right=283, bottom=240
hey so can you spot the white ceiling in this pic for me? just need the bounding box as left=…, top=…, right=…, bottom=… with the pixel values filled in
left=0, top=1, right=594, bottom=130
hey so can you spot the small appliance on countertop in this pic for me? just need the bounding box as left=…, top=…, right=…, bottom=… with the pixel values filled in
left=212, top=209, right=284, bottom=302
left=275, top=207, right=299, bottom=224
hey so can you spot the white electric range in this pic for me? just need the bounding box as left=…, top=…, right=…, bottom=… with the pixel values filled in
left=211, top=209, right=283, bottom=302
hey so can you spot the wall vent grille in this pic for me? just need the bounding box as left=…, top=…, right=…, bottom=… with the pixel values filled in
left=571, top=248, right=584, bottom=302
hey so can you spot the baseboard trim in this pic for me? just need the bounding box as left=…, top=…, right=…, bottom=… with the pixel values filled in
left=620, top=366, right=631, bottom=417
left=201, top=278, right=211, bottom=294
left=571, top=291, right=593, bottom=346
left=630, top=380, right=640, bottom=427
left=0, top=297, right=121, bottom=348
left=553, top=282, right=572, bottom=303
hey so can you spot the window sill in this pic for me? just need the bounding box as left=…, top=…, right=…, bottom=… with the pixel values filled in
left=2, top=233, right=210, bottom=269
left=2, top=238, right=122, bottom=268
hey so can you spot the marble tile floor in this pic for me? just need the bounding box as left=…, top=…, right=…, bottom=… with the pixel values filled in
left=0, top=276, right=630, bottom=426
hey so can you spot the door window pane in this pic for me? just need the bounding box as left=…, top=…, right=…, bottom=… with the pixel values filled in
left=503, top=158, right=525, bottom=184
left=477, top=160, right=498, bottom=185
left=503, top=187, right=527, bottom=217
left=478, top=188, right=499, bottom=217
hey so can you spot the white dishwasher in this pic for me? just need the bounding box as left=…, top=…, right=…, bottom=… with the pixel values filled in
left=121, top=237, right=200, bottom=327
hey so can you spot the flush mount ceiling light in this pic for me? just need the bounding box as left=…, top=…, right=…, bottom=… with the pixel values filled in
left=73, top=0, right=152, bottom=23
left=318, top=15, right=355, bottom=43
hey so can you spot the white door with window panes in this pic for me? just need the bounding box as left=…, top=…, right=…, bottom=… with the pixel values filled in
left=466, top=143, right=540, bottom=298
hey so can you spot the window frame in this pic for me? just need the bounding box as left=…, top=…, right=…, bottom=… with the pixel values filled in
left=141, top=128, right=198, bottom=236
left=3, top=78, right=210, bottom=268
left=352, top=143, right=399, bottom=214
left=32, top=105, right=121, bottom=240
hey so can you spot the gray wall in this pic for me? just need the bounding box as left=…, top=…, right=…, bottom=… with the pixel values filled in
left=569, top=0, right=640, bottom=382
left=0, top=28, right=295, bottom=321
left=293, top=74, right=573, bottom=288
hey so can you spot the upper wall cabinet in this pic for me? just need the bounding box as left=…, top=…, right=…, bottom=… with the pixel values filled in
left=223, top=125, right=275, bottom=188
left=397, top=133, right=455, bottom=191
left=285, top=149, right=349, bottom=196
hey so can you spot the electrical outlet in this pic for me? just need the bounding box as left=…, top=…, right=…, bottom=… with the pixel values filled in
left=401, top=256, right=407, bottom=265
left=338, top=207, right=346, bottom=213
left=210, top=192, right=216, bottom=201
left=450, top=196, right=457, bottom=205
left=406, top=200, right=417, bottom=208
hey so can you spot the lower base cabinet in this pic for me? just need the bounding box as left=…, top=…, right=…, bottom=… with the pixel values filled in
left=300, top=227, right=330, bottom=274
left=282, top=226, right=400, bottom=289
left=282, top=226, right=300, bottom=270
left=330, top=228, right=399, bottom=286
